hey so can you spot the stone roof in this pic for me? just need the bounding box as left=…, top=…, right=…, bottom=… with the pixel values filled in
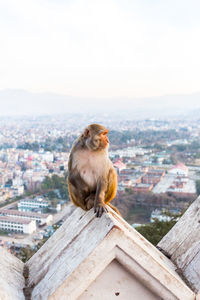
left=170, top=163, right=188, bottom=171
left=0, top=247, right=24, bottom=300
left=0, top=203, right=200, bottom=299
left=0, top=215, right=33, bottom=224
left=113, top=159, right=126, bottom=169
left=158, top=195, right=200, bottom=294
left=0, top=209, right=49, bottom=219
left=26, top=207, right=194, bottom=299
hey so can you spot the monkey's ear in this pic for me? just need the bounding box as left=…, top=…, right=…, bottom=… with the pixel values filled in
left=83, top=128, right=90, bottom=137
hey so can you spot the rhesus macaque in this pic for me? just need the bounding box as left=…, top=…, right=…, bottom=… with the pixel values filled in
left=67, top=124, right=120, bottom=217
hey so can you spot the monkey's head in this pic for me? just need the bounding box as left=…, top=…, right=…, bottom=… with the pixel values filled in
left=83, top=124, right=109, bottom=151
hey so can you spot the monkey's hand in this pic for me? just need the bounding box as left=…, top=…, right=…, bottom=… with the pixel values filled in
left=94, top=203, right=108, bottom=218
left=94, top=179, right=108, bottom=217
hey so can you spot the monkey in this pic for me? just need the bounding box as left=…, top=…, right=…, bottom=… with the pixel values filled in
left=67, top=123, right=120, bottom=218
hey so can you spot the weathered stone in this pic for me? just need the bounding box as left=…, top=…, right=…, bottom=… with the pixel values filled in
left=0, top=247, right=24, bottom=300
left=158, top=196, right=200, bottom=294
left=1, top=202, right=200, bottom=299
left=26, top=207, right=195, bottom=300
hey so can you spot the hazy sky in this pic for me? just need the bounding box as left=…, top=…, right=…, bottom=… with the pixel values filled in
left=0, top=0, right=200, bottom=98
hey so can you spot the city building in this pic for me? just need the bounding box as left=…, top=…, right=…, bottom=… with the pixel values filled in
left=150, top=209, right=180, bottom=223
left=168, top=163, right=189, bottom=176
left=18, top=197, right=49, bottom=212
left=0, top=216, right=36, bottom=234
left=167, top=176, right=196, bottom=196
left=141, top=169, right=165, bottom=186
left=0, top=209, right=52, bottom=225
left=113, top=159, right=126, bottom=173
left=132, top=183, right=153, bottom=192
left=153, top=173, right=196, bottom=196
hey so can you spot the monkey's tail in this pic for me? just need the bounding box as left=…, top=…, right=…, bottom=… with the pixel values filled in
left=107, top=203, right=121, bottom=216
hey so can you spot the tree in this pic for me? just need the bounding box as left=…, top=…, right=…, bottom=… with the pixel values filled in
left=162, top=159, right=171, bottom=165
left=19, top=245, right=35, bottom=262
left=5, top=179, right=12, bottom=186
left=41, top=175, right=69, bottom=200
left=136, top=212, right=181, bottom=245
left=170, top=154, right=178, bottom=165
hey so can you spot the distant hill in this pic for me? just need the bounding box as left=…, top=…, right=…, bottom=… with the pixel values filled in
left=0, top=89, right=200, bottom=118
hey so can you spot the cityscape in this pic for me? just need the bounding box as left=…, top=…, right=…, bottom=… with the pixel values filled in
left=1, top=0, right=200, bottom=297
left=0, top=114, right=200, bottom=261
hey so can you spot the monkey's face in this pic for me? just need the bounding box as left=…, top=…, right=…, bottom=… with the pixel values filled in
left=86, top=131, right=109, bottom=151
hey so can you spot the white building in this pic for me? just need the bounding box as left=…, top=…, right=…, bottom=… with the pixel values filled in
left=12, top=177, right=23, bottom=187
left=41, top=152, right=54, bottom=162
left=11, top=185, right=24, bottom=196
left=113, top=159, right=126, bottom=173
left=0, top=216, right=36, bottom=234
left=109, top=146, right=148, bottom=158
left=168, top=163, right=189, bottom=176
left=151, top=209, right=174, bottom=222
left=0, top=209, right=52, bottom=225
left=18, top=197, right=49, bottom=212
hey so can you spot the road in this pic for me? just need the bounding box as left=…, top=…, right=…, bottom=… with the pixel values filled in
left=1, top=200, right=18, bottom=210
left=52, top=202, right=75, bottom=224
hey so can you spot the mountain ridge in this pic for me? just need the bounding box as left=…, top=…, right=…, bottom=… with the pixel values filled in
left=0, top=89, right=200, bottom=118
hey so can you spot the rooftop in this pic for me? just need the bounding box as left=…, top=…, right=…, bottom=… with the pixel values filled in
left=0, top=200, right=200, bottom=299
left=0, top=215, right=33, bottom=224
left=0, top=209, right=49, bottom=218
left=170, top=163, right=189, bottom=171
left=158, top=195, right=200, bottom=294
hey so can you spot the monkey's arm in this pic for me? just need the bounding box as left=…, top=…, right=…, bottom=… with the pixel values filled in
left=67, top=170, right=90, bottom=210
left=94, top=177, right=109, bottom=217
left=94, top=167, right=119, bottom=217
left=105, top=168, right=117, bottom=203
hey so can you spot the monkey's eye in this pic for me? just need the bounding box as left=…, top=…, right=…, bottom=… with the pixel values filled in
left=102, top=129, right=109, bottom=135
left=101, top=130, right=108, bottom=136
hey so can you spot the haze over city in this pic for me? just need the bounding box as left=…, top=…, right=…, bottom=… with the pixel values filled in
left=0, top=89, right=200, bottom=118
left=0, top=0, right=200, bottom=115
left=1, top=3, right=200, bottom=293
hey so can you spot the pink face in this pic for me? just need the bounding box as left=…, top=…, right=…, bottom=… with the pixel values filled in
left=100, top=130, right=109, bottom=147
left=84, top=126, right=109, bottom=151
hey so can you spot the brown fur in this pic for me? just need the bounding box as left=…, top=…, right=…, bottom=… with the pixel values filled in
left=67, top=124, right=120, bottom=217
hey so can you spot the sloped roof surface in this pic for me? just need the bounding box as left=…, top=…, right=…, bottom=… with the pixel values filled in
left=0, top=247, right=24, bottom=300
left=26, top=207, right=195, bottom=300
left=158, top=196, right=200, bottom=294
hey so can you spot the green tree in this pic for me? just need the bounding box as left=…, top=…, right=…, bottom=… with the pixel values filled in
left=136, top=219, right=176, bottom=245
left=170, top=154, right=178, bottom=165
left=162, top=159, right=171, bottom=165
left=20, top=245, right=35, bottom=262
left=195, top=152, right=200, bottom=159
left=135, top=212, right=181, bottom=245
left=41, top=175, right=69, bottom=200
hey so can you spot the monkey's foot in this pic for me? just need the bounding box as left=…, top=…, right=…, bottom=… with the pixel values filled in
left=86, top=199, right=94, bottom=210
left=85, top=193, right=95, bottom=210
left=94, top=204, right=108, bottom=218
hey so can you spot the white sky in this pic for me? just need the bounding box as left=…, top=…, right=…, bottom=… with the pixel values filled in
left=0, top=0, right=200, bottom=98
